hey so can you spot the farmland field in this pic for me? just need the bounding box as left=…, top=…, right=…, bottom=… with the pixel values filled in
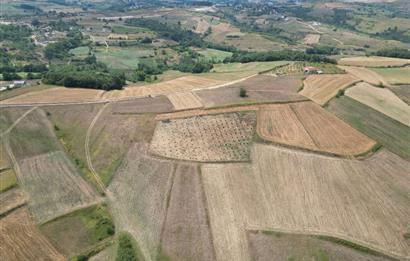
left=389, top=85, right=410, bottom=105
left=0, top=87, right=104, bottom=105
left=166, top=91, right=204, bottom=110
left=40, top=204, right=114, bottom=257
left=110, top=95, right=174, bottom=114
left=95, top=47, right=155, bottom=70
left=160, top=164, right=215, bottom=261
left=108, top=143, right=175, bottom=261
left=7, top=109, right=61, bottom=160
left=18, top=151, right=101, bottom=223
left=327, top=96, right=410, bottom=160
left=257, top=102, right=376, bottom=156
left=303, top=34, right=321, bottom=44
left=0, top=188, right=26, bottom=216
left=150, top=112, right=256, bottom=162
left=196, top=75, right=306, bottom=107
left=197, top=48, right=233, bottom=62
left=339, top=66, right=389, bottom=86
left=345, top=82, right=410, bottom=126
left=338, top=56, right=410, bottom=67
left=300, top=74, right=359, bottom=105
left=0, top=207, right=64, bottom=261
left=90, top=105, right=157, bottom=184
left=248, top=231, right=395, bottom=261
left=0, top=107, right=33, bottom=133
left=371, top=67, right=410, bottom=85
left=0, top=169, right=17, bottom=192
left=202, top=143, right=410, bottom=261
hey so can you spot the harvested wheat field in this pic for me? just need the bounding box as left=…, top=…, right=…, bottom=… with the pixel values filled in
left=345, top=82, right=410, bottom=127
left=338, top=56, right=410, bottom=67
left=7, top=109, right=61, bottom=160
left=300, top=74, right=359, bottom=105
left=0, top=207, right=64, bottom=261
left=0, top=107, right=33, bottom=134
left=257, top=102, right=376, bottom=156
left=339, top=66, right=389, bottom=86
left=0, top=87, right=104, bottom=105
left=303, top=34, right=321, bottom=44
left=90, top=105, right=157, bottom=184
left=19, top=151, right=101, bottom=223
left=150, top=112, right=256, bottom=162
left=166, top=91, right=204, bottom=110
left=196, top=75, right=306, bottom=107
left=0, top=188, right=26, bottom=216
left=160, top=164, right=215, bottom=261
left=108, top=143, right=175, bottom=261
left=202, top=144, right=410, bottom=261
left=247, top=231, right=395, bottom=261
left=102, top=76, right=224, bottom=100
left=110, top=95, right=174, bottom=114
left=327, top=96, right=410, bottom=160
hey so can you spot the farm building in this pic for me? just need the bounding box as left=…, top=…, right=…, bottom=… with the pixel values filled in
left=304, top=66, right=323, bottom=74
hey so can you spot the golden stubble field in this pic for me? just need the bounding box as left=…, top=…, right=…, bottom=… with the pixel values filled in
left=338, top=56, right=410, bottom=67
left=202, top=144, right=410, bottom=261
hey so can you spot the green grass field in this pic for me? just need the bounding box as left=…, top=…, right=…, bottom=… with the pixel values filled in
left=197, top=48, right=232, bottom=62
left=69, top=46, right=90, bottom=57
left=211, top=61, right=290, bottom=73
left=327, top=96, right=410, bottom=160
left=0, top=169, right=17, bottom=192
left=40, top=204, right=115, bottom=257
left=95, top=47, right=154, bottom=70
left=371, top=67, right=410, bottom=85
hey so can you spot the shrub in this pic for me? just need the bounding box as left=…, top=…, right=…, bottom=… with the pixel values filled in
left=336, top=89, right=345, bottom=98
left=116, top=233, right=139, bottom=261
left=239, top=88, right=247, bottom=97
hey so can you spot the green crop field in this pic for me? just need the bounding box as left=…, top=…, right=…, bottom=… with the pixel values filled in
left=0, top=169, right=17, bottom=192
left=69, top=46, right=90, bottom=57
left=371, top=67, right=410, bottom=85
left=327, top=96, right=410, bottom=160
left=197, top=48, right=232, bottom=62
left=95, top=47, right=155, bottom=70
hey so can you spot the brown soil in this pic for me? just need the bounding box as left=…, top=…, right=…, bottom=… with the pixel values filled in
left=150, top=112, right=256, bottom=162
left=0, top=188, right=26, bottom=216
left=0, top=207, right=64, bottom=260
left=160, top=164, right=216, bottom=261
left=110, top=95, right=174, bottom=114
left=196, top=75, right=306, bottom=107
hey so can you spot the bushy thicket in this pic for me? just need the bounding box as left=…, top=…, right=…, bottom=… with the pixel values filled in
left=116, top=233, right=139, bottom=261
left=224, top=50, right=336, bottom=64
left=43, top=63, right=125, bottom=90
left=373, top=48, right=410, bottom=59
left=174, top=51, right=213, bottom=73
left=44, top=31, right=83, bottom=60
left=306, top=44, right=339, bottom=55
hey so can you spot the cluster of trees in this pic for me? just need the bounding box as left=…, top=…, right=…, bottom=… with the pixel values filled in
left=306, top=44, right=339, bottom=55
left=0, top=24, right=36, bottom=61
left=43, top=63, right=125, bottom=90
left=0, top=24, right=32, bottom=41
left=373, top=48, right=410, bottom=59
left=116, top=233, right=139, bottom=261
left=224, top=50, right=336, bottom=64
left=375, top=27, right=410, bottom=43
left=174, top=51, right=213, bottom=73
left=128, top=61, right=166, bottom=82
left=44, top=31, right=84, bottom=60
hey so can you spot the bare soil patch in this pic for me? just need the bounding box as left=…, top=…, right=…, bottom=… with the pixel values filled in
left=248, top=231, right=395, bottom=261
left=338, top=56, right=410, bottom=67
left=161, top=164, right=215, bottom=261
left=300, top=74, right=359, bottom=105
left=196, top=75, right=306, bottom=107
left=150, top=112, right=256, bottom=162
left=202, top=144, right=410, bottom=261
left=19, top=151, right=101, bottom=223
left=257, top=102, right=376, bottom=156
left=346, top=82, right=410, bottom=126
left=166, top=91, right=204, bottom=110
left=303, top=34, right=321, bottom=44
left=108, top=143, right=175, bottom=261
left=0, top=207, right=64, bottom=261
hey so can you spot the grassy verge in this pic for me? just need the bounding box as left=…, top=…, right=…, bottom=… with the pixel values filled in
left=41, top=204, right=115, bottom=257
left=0, top=169, right=17, bottom=192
